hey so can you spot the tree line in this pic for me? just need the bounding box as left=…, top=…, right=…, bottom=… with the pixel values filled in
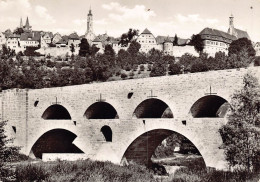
left=0, top=34, right=258, bottom=91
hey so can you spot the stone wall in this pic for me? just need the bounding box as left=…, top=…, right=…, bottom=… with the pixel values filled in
left=1, top=67, right=260, bottom=169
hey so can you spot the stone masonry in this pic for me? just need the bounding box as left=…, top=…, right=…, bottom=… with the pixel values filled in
left=1, top=67, right=260, bottom=170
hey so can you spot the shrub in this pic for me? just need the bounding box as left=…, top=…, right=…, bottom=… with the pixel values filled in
left=147, top=64, right=152, bottom=71
left=129, top=71, right=135, bottom=77
left=121, top=73, right=127, bottom=79
left=140, top=64, right=145, bottom=71
left=15, top=160, right=156, bottom=182
left=190, top=62, right=208, bottom=73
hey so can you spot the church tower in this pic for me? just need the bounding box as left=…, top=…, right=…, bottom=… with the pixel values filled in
left=86, top=7, right=93, bottom=34
left=24, top=16, right=32, bottom=32
left=228, top=14, right=236, bottom=36
left=20, top=18, right=23, bottom=28
left=85, top=6, right=96, bottom=44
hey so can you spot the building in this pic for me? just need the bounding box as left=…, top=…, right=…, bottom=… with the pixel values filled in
left=68, top=32, right=80, bottom=47
left=52, top=33, right=62, bottom=44
left=6, top=34, right=20, bottom=50
left=199, top=14, right=250, bottom=57
left=56, top=36, right=69, bottom=48
left=85, top=7, right=96, bottom=44
left=227, top=14, right=250, bottom=39
left=21, top=17, right=32, bottom=33
left=0, top=32, right=6, bottom=46
left=20, top=32, right=41, bottom=49
left=42, top=32, right=53, bottom=44
left=136, top=28, right=157, bottom=53
left=199, top=28, right=236, bottom=56
left=255, top=42, right=260, bottom=56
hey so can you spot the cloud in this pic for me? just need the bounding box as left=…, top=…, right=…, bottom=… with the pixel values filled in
left=73, top=19, right=86, bottom=26
left=206, top=18, right=219, bottom=24
left=176, top=14, right=219, bottom=25
left=0, top=0, right=31, bottom=15
left=35, top=5, right=56, bottom=24
left=102, top=2, right=156, bottom=22
left=175, top=14, right=203, bottom=23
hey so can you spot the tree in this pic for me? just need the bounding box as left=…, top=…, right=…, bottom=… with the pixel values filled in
left=118, top=28, right=139, bottom=47
left=179, top=53, right=196, bottom=72
left=1, top=45, right=16, bottom=59
left=90, top=44, right=100, bottom=56
left=190, top=34, right=204, bottom=54
left=127, top=41, right=141, bottom=56
left=228, top=38, right=255, bottom=57
left=173, top=34, right=178, bottom=46
left=79, top=38, right=91, bottom=57
left=13, top=28, right=24, bottom=35
left=70, top=43, right=75, bottom=55
left=24, top=46, right=41, bottom=57
left=150, top=59, right=167, bottom=77
left=168, top=62, right=182, bottom=75
left=219, top=73, right=260, bottom=172
left=0, top=121, right=20, bottom=179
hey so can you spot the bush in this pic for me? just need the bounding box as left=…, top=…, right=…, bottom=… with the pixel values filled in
left=16, top=163, right=50, bottom=182
left=121, top=73, right=127, bottom=79
left=140, top=64, right=145, bottom=71
left=147, top=64, right=152, bottom=71
left=190, top=62, right=208, bottom=73
left=254, top=56, right=260, bottom=66
left=168, top=63, right=182, bottom=75
left=15, top=160, right=156, bottom=182
left=172, top=168, right=259, bottom=182
left=129, top=71, right=135, bottom=77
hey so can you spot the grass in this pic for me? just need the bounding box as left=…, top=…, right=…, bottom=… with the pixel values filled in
left=170, top=168, right=260, bottom=182
left=14, top=159, right=156, bottom=182
left=2, top=157, right=259, bottom=182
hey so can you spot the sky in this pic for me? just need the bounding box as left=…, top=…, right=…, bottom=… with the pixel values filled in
left=0, top=0, right=260, bottom=42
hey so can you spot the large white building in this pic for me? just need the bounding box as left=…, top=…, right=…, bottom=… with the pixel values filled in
left=136, top=28, right=158, bottom=53
left=135, top=28, right=197, bottom=57
left=199, top=14, right=250, bottom=57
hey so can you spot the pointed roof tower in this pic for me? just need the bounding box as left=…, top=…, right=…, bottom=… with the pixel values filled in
left=88, top=6, right=92, bottom=16
left=25, top=17, right=30, bottom=28
left=20, top=17, right=23, bottom=28
left=24, top=16, right=32, bottom=32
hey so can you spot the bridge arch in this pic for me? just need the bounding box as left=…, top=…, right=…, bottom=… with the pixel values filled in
left=84, top=102, right=119, bottom=119
left=120, top=129, right=206, bottom=167
left=133, top=98, right=174, bottom=118
left=42, top=104, right=71, bottom=120
left=189, top=95, right=230, bottom=118
left=29, top=128, right=83, bottom=159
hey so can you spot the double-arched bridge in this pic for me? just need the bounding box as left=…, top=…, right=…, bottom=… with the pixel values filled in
left=1, top=67, right=259, bottom=170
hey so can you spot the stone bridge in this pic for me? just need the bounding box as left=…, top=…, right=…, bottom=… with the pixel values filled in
left=1, top=67, right=259, bottom=170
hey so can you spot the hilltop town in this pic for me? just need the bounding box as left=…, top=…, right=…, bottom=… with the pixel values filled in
left=0, top=8, right=259, bottom=58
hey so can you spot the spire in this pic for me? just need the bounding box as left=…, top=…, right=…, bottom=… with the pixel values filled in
left=228, top=13, right=235, bottom=36
left=20, top=17, right=23, bottom=28
left=88, top=6, right=92, bottom=16
left=25, top=16, right=30, bottom=28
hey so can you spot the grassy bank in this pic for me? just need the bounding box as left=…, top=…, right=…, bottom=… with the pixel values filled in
left=2, top=159, right=259, bottom=182
left=14, top=159, right=156, bottom=182
left=169, top=168, right=260, bottom=182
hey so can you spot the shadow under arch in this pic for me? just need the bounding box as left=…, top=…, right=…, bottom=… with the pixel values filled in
left=101, top=125, right=112, bottom=142
left=121, top=129, right=206, bottom=168
left=189, top=95, right=230, bottom=118
left=42, top=104, right=71, bottom=120
left=133, top=98, right=174, bottom=118
left=84, top=102, right=119, bottom=119
left=29, top=129, right=83, bottom=159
